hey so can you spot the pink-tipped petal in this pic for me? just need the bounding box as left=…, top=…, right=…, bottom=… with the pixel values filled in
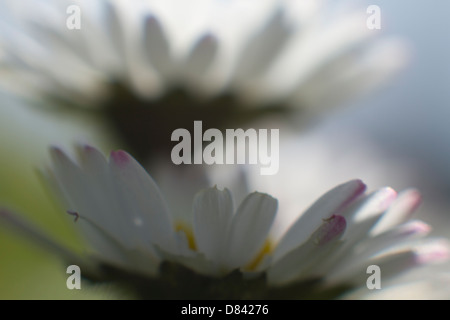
left=273, top=179, right=365, bottom=261
left=268, top=215, right=346, bottom=285
left=77, top=144, right=109, bottom=178
left=371, top=189, right=422, bottom=236
left=313, top=215, right=346, bottom=246
left=81, top=144, right=100, bottom=154
left=110, top=150, right=131, bottom=167
left=109, top=149, right=176, bottom=253
left=415, top=240, right=450, bottom=265
left=329, top=220, right=433, bottom=272
left=315, top=188, right=399, bottom=275
left=398, top=220, right=431, bottom=237
left=350, top=187, right=398, bottom=224
left=49, top=146, right=78, bottom=168
left=49, top=145, right=64, bottom=156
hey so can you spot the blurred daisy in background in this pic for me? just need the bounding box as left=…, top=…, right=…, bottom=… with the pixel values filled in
left=2, top=146, right=449, bottom=299
left=0, top=0, right=407, bottom=160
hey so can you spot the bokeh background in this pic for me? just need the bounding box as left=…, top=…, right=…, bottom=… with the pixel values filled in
left=1, top=0, right=450, bottom=299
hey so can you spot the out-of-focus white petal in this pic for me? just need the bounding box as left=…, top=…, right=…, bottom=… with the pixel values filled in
left=143, top=15, right=172, bottom=79
left=326, top=240, right=450, bottom=287
left=0, top=0, right=408, bottom=113
left=355, top=220, right=431, bottom=260
left=183, top=33, right=218, bottom=79
left=233, top=7, right=291, bottom=81
left=103, top=0, right=127, bottom=68
left=371, top=189, right=422, bottom=236
left=346, top=187, right=397, bottom=225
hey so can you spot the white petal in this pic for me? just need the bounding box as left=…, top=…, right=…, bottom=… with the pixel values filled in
left=316, top=188, right=398, bottom=274
left=70, top=146, right=141, bottom=251
left=355, top=220, right=431, bottom=261
left=109, top=150, right=176, bottom=253
left=103, top=0, right=127, bottom=66
left=290, top=38, right=408, bottom=111
left=50, top=147, right=111, bottom=239
left=48, top=147, right=156, bottom=265
left=183, top=33, right=218, bottom=78
left=233, top=7, right=291, bottom=81
left=76, top=145, right=118, bottom=231
left=273, top=180, right=365, bottom=262
left=414, top=240, right=450, bottom=265
left=327, top=241, right=450, bottom=287
left=193, top=187, right=234, bottom=268
left=327, top=250, right=416, bottom=286
left=225, top=192, right=277, bottom=269
left=346, top=187, right=398, bottom=224
left=74, top=1, right=119, bottom=72
left=268, top=215, right=346, bottom=285
left=371, top=189, right=422, bottom=236
left=143, top=15, right=172, bottom=78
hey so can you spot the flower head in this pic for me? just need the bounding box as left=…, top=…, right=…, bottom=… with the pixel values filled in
left=0, top=0, right=408, bottom=159
left=2, top=145, right=447, bottom=299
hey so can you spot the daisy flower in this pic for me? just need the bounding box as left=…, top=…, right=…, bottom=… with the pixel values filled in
left=0, top=0, right=408, bottom=159
left=1, top=145, right=448, bottom=299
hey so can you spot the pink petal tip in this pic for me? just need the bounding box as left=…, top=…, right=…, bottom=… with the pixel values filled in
left=402, top=189, right=423, bottom=215
left=415, top=241, right=450, bottom=264
left=49, top=146, right=65, bottom=156
left=110, top=150, right=131, bottom=166
left=314, top=215, right=347, bottom=246
left=82, top=144, right=97, bottom=153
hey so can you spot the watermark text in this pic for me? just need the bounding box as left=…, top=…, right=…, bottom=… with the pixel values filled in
left=171, top=121, right=279, bottom=175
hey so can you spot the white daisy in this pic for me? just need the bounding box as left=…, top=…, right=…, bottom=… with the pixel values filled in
left=0, top=0, right=408, bottom=159
left=1, top=145, right=448, bottom=299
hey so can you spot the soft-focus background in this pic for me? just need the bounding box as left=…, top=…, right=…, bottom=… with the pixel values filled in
left=1, top=0, right=450, bottom=299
